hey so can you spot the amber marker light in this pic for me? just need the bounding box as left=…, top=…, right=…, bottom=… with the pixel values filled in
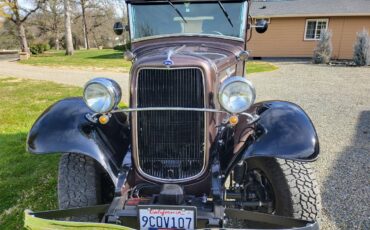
left=99, top=114, right=110, bottom=125
left=229, top=115, right=239, bottom=126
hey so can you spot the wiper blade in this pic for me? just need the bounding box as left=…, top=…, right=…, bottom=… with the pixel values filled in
left=218, top=1, right=233, bottom=27
left=167, top=0, right=187, bottom=24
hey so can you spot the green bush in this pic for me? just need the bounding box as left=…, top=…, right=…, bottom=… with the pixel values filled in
left=30, top=44, right=42, bottom=55
left=30, top=43, right=51, bottom=55
left=42, top=43, right=51, bottom=51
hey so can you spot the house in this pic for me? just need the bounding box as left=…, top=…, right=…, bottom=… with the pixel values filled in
left=249, top=0, right=370, bottom=59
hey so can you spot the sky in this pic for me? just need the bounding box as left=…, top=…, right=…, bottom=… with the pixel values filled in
left=15, top=0, right=125, bottom=18
left=18, top=0, right=34, bottom=10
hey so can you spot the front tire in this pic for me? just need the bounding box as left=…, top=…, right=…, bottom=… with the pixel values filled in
left=58, top=153, right=103, bottom=221
left=245, top=157, right=321, bottom=221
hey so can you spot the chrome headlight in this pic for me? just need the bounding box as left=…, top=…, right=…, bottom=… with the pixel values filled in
left=218, top=76, right=256, bottom=113
left=83, top=78, right=121, bottom=113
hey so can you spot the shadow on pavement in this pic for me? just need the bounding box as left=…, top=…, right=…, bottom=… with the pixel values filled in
left=322, top=111, right=370, bottom=229
left=254, top=57, right=312, bottom=64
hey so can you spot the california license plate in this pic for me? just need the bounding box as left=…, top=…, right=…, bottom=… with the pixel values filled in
left=138, top=205, right=196, bottom=230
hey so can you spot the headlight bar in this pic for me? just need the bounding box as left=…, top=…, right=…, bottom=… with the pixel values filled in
left=86, top=107, right=259, bottom=124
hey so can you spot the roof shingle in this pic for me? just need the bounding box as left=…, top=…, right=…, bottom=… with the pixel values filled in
left=251, top=0, right=370, bottom=18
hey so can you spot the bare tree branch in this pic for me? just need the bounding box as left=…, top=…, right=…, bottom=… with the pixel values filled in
left=21, top=0, right=47, bottom=23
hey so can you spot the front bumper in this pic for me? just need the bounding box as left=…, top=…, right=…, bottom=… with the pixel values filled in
left=25, top=209, right=133, bottom=230
left=24, top=204, right=319, bottom=230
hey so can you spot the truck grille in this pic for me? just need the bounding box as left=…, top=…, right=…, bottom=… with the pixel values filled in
left=136, top=68, right=205, bottom=180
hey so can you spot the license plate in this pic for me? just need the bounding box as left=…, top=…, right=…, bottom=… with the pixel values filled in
left=138, top=205, right=196, bottom=230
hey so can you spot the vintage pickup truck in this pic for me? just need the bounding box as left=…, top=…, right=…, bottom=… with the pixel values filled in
left=25, top=0, right=321, bottom=229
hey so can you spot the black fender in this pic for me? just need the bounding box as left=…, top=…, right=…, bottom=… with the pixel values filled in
left=27, top=97, right=130, bottom=185
left=226, top=101, right=319, bottom=172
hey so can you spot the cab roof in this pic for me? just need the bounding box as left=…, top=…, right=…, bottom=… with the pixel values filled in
left=125, top=0, right=247, bottom=3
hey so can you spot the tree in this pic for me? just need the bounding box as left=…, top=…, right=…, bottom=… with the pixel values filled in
left=0, top=18, right=19, bottom=49
left=353, top=29, right=370, bottom=66
left=64, top=0, right=74, bottom=55
left=111, top=0, right=129, bottom=44
left=0, top=0, right=45, bottom=53
left=81, top=0, right=90, bottom=49
left=313, top=30, right=332, bottom=64
left=39, top=0, right=63, bottom=50
left=75, top=0, right=92, bottom=49
left=87, top=3, right=116, bottom=48
left=0, top=16, right=4, bottom=29
left=73, top=0, right=117, bottom=49
left=111, top=0, right=126, bottom=19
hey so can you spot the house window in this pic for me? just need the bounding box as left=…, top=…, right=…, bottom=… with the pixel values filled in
left=304, top=19, right=328, bottom=40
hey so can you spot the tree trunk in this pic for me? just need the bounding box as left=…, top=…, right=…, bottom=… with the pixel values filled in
left=81, top=0, right=90, bottom=50
left=17, top=22, right=29, bottom=53
left=53, top=2, right=60, bottom=51
left=82, top=23, right=88, bottom=49
left=64, top=0, right=74, bottom=55
left=55, top=31, right=60, bottom=50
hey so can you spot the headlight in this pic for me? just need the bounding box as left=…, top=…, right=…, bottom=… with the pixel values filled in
left=218, top=76, right=256, bottom=113
left=83, top=78, right=121, bottom=113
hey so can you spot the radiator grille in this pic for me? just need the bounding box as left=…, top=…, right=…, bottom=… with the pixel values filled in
left=136, top=68, right=205, bottom=180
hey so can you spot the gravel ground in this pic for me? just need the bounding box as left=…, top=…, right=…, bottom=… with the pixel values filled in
left=0, top=59, right=369, bottom=229
left=248, top=61, right=370, bottom=229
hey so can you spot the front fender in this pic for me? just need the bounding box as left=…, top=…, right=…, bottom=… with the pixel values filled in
left=27, top=97, right=130, bottom=185
left=232, top=101, right=319, bottom=165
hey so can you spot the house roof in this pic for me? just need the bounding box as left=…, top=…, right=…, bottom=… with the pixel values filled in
left=251, top=0, right=370, bottom=18
left=126, top=0, right=246, bottom=3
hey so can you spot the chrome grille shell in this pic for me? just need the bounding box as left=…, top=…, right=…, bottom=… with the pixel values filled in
left=132, top=67, right=208, bottom=183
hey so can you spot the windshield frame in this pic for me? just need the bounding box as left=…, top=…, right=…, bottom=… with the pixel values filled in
left=127, top=1, right=248, bottom=43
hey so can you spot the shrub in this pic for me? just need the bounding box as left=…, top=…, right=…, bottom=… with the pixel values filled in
left=313, top=30, right=333, bottom=64
left=29, top=43, right=51, bottom=55
left=37, top=44, right=44, bottom=52
left=29, top=45, right=38, bottom=55
left=42, top=43, right=51, bottom=51
left=353, top=29, right=370, bottom=66
left=30, top=44, right=43, bottom=55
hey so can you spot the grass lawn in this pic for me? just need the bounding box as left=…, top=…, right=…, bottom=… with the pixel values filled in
left=21, top=49, right=278, bottom=74
left=0, top=77, right=81, bottom=229
left=246, top=61, right=279, bottom=74
left=20, top=49, right=132, bottom=72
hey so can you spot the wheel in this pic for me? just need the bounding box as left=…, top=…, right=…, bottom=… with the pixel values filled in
left=226, top=157, right=321, bottom=227
left=246, top=157, right=321, bottom=220
left=58, top=153, right=114, bottom=221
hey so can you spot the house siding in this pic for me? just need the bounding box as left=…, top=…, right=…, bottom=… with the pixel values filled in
left=248, top=16, right=370, bottom=59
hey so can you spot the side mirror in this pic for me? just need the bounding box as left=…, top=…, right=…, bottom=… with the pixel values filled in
left=113, top=22, right=126, bottom=35
left=255, top=19, right=268, bottom=34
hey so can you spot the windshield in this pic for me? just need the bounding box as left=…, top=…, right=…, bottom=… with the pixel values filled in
left=128, top=1, right=248, bottom=41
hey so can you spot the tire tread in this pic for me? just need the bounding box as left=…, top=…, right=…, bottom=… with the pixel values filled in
left=277, top=159, right=321, bottom=221
left=58, top=153, right=101, bottom=221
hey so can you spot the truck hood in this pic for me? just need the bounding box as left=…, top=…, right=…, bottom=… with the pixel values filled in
left=131, top=37, right=245, bottom=72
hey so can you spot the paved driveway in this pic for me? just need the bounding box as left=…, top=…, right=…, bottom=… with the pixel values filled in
left=0, top=59, right=130, bottom=103
left=248, top=62, right=370, bottom=229
left=1, top=60, right=369, bottom=229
